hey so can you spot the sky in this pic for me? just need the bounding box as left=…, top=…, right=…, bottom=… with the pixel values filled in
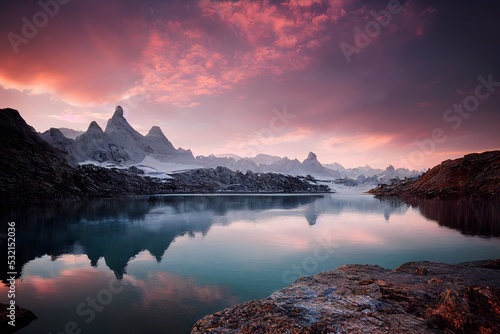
left=1, top=0, right=499, bottom=169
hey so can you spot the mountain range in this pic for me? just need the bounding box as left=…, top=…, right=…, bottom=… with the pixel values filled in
left=40, top=106, right=195, bottom=165
left=40, top=106, right=420, bottom=184
left=0, top=107, right=330, bottom=204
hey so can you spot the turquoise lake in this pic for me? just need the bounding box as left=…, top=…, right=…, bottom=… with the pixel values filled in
left=1, top=194, right=499, bottom=333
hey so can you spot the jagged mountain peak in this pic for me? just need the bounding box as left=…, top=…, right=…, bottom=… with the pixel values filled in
left=303, top=152, right=321, bottom=166
left=105, top=106, right=144, bottom=140
left=307, top=152, right=317, bottom=160
left=113, top=105, right=124, bottom=118
left=87, top=121, right=103, bottom=133
left=146, top=126, right=165, bottom=137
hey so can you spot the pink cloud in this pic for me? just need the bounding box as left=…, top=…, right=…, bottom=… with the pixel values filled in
left=128, top=0, right=349, bottom=107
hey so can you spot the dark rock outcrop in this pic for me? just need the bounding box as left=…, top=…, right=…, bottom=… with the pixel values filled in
left=191, top=260, right=500, bottom=334
left=39, top=127, right=79, bottom=165
left=0, top=303, right=37, bottom=334
left=170, top=167, right=330, bottom=193
left=368, top=151, right=500, bottom=198
left=0, top=108, right=85, bottom=203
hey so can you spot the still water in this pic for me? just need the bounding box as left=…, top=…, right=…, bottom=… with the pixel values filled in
left=1, top=194, right=499, bottom=333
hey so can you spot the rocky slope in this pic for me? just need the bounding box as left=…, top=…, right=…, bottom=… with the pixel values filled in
left=171, top=167, right=330, bottom=193
left=0, top=108, right=84, bottom=203
left=368, top=150, right=500, bottom=197
left=0, top=108, right=330, bottom=204
left=192, top=260, right=500, bottom=334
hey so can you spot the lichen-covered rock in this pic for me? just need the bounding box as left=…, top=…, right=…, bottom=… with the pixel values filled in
left=191, top=260, right=500, bottom=333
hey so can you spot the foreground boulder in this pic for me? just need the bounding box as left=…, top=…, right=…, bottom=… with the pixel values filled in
left=191, top=260, right=500, bottom=333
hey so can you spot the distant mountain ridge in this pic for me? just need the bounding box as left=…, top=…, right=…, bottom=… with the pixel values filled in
left=0, top=107, right=330, bottom=204
left=41, top=106, right=420, bottom=183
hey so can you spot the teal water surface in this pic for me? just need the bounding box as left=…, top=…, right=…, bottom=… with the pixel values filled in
left=1, top=194, right=499, bottom=333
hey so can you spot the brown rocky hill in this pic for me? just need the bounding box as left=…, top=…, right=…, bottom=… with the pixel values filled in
left=368, top=150, right=500, bottom=197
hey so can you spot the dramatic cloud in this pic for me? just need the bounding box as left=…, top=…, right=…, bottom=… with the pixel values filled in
left=0, top=0, right=499, bottom=168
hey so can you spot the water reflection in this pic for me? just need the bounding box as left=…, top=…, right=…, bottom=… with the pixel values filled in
left=2, top=195, right=497, bottom=285
left=0, top=195, right=499, bottom=334
left=0, top=195, right=409, bottom=284
left=400, top=197, right=500, bottom=237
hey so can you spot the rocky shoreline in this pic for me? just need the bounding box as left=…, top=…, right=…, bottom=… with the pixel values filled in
left=367, top=151, right=500, bottom=198
left=192, top=260, right=500, bottom=333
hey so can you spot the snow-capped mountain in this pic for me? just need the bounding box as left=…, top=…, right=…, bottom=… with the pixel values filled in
left=41, top=106, right=195, bottom=166
left=324, top=162, right=346, bottom=172
left=40, top=105, right=420, bottom=185
left=254, top=152, right=341, bottom=178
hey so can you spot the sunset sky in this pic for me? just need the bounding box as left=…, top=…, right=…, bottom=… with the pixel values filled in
left=1, top=0, right=499, bottom=169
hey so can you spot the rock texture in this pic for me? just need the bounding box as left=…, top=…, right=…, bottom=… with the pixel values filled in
left=191, top=260, right=500, bottom=334
left=368, top=151, right=500, bottom=197
left=170, top=167, right=330, bottom=193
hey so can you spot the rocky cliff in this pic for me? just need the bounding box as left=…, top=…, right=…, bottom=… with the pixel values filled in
left=192, top=260, right=500, bottom=333
left=368, top=150, right=500, bottom=197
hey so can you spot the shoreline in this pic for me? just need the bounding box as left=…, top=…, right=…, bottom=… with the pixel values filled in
left=192, top=259, right=500, bottom=333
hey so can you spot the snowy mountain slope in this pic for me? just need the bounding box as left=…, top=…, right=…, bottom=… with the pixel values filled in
left=103, top=106, right=153, bottom=162
left=38, top=106, right=420, bottom=185
left=41, top=105, right=195, bottom=165
left=75, top=121, right=130, bottom=162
